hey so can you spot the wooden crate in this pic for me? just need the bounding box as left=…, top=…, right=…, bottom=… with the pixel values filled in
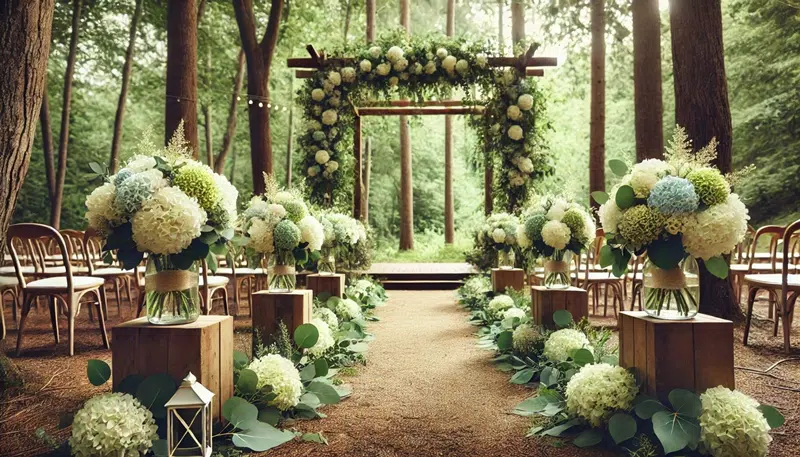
left=251, top=290, right=312, bottom=350
left=112, top=316, right=234, bottom=420
left=306, top=273, right=346, bottom=298
left=619, top=311, right=734, bottom=400
left=530, top=286, right=588, bottom=328
left=491, top=268, right=525, bottom=292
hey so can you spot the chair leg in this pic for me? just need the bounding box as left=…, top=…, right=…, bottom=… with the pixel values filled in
left=222, top=287, right=230, bottom=316
left=93, top=289, right=110, bottom=349
left=1, top=297, right=5, bottom=341
left=785, top=294, right=798, bottom=353
left=114, top=278, right=122, bottom=316
left=136, top=287, right=145, bottom=317
left=124, top=276, right=133, bottom=310
left=770, top=291, right=780, bottom=337
left=603, top=284, right=610, bottom=317
left=48, top=297, right=60, bottom=344
left=743, top=286, right=759, bottom=346
left=67, top=295, right=76, bottom=356
left=15, top=294, right=35, bottom=356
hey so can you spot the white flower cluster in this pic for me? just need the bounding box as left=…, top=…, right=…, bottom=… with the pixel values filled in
left=314, top=307, right=339, bottom=329
left=248, top=354, right=304, bottom=411
left=132, top=187, right=207, bottom=255
left=519, top=196, right=596, bottom=254
left=698, top=387, right=773, bottom=457
left=543, top=328, right=592, bottom=362
left=308, top=318, right=336, bottom=357
left=565, top=363, right=638, bottom=427
left=319, top=212, right=366, bottom=248
left=242, top=190, right=323, bottom=256
left=70, top=393, right=158, bottom=457
left=487, top=294, right=515, bottom=316
left=512, top=323, right=541, bottom=355
left=335, top=298, right=363, bottom=321
left=480, top=213, right=519, bottom=250
left=681, top=193, right=749, bottom=260
left=502, top=307, right=527, bottom=321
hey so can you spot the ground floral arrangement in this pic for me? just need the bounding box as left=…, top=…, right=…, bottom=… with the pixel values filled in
left=456, top=276, right=786, bottom=457
left=298, top=28, right=552, bottom=212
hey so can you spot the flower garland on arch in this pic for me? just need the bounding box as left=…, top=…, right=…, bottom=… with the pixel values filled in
left=297, top=29, right=553, bottom=212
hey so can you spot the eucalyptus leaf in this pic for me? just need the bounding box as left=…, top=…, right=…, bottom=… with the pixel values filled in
left=301, top=432, right=328, bottom=444
left=496, top=330, right=513, bottom=351
left=237, top=369, right=259, bottom=395
left=223, top=397, right=251, bottom=422
left=231, top=420, right=294, bottom=452
left=573, top=428, right=604, bottom=447
left=633, top=395, right=668, bottom=419
left=591, top=191, right=609, bottom=205
left=115, top=374, right=145, bottom=396
left=609, top=412, right=637, bottom=444
left=598, top=245, right=614, bottom=268
left=615, top=185, right=635, bottom=209
left=294, top=323, right=320, bottom=349
left=704, top=256, right=729, bottom=279
left=571, top=348, right=594, bottom=366
left=758, top=404, right=785, bottom=429
left=668, top=389, right=702, bottom=418
left=513, top=396, right=549, bottom=416
left=542, top=418, right=581, bottom=437
left=540, top=366, right=560, bottom=387
left=648, top=235, right=686, bottom=270
left=86, top=359, right=111, bottom=386
left=652, top=410, right=700, bottom=454
left=552, top=310, right=573, bottom=328
left=135, top=374, right=177, bottom=418
left=609, top=159, right=629, bottom=177
left=229, top=401, right=259, bottom=429
left=300, top=363, right=317, bottom=382
left=307, top=380, right=341, bottom=404
left=313, top=358, right=329, bottom=378
left=510, top=367, right=536, bottom=385
left=233, top=350, right=250, bottom=370
left=258, top=406, right=282, bottom=426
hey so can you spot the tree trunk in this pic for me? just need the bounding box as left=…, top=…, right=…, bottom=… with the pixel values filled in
left=511, top=0, right=524, bottom=46
left=444, top=0, right=455, bottom=244
left=286, top=85, right=294, bottom=188
left=51, top=0, right=82, bottom=229
left=203, top=49, right=213, bottom=166
left=233, top=0, right=283, bottom=195
left=40, top=92, right=55, bottom=201
left=588, top=0, right=606, bottom=210
left=215, top=49, right=245, bottom=174
left=343, top=0, right=352, bottom=40
left=109, top=0, right=143, bottom=173
left=632, top=0, right=663, bottom=161
left=670, top=0, right=737, bottom=319
left=484, top=151, right=493, bottom=215
left=0, top=0, right=54, bottom=249
left=364, top=137, right=372, bottom=223
left=165, top=0, right=198, bottom=156
left=366, top=0, right=376, bottom=42
left=398, top=0, right=413, bottom=250
left=498, top=0, right=504, bottom=53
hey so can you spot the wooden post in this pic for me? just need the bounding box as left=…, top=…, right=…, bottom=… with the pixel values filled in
left=491, top=268, right=525, bottom=293
left=589, top=0, right=606, bottom=209
left=398, top=0, right=414, bottom=251
left=306, top=273, right=346, bottom=298
left=444, top=0, right=455, bottom=245
left=286, top=79, right=294, bottom=188
left=251, top=290, right=312, bottom=349
left=364, top=137, right=372, bottom=223
left=619, top=311, right=735, bottom=401
left=353, top=115, right=364, bottom=220
left=112, top=316, right=234, bottom=420
left=165, top=0, right=199, bottom=155
left=366, top=0, right=376, bottom=42
left=511, top=0, right=525, bottom=46
left=484, top=150, right=493, bottom=215
left=530, top=286, right=589, bottom=329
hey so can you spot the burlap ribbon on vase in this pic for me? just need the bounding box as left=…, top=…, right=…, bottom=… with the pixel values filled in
left=545, top=260, right=570, bottom=274
left=145, top=270, right=197, bottom=293
left=272, top=265, right=296, bottom=276
left=648, top=266, right=687, bottom=290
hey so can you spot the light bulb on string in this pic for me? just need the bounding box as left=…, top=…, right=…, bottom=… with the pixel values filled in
left=248, top=99, right=253, bottom=105
left=258, top=102, right=263, bottom=108
left=267, top=103, right=272, bottom=109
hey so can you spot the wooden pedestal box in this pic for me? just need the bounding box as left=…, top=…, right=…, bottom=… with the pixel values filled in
left=251, top=290, right=312, bottom=350
left=306, top=273, right=346, bottom=298
left=112, top=316, right=234, bottom=420
left=531, top=286, right=588, bottom=328
left=619, top=311, right=735, bottom=400
left=491, top=268, right=525, bottom=293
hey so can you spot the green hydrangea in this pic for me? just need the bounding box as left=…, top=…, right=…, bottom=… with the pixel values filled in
left=618, top=205, right=666, bottom=248
left=561, top=209, right=587, bottom=244
left=512, top=324, right=542, bottom=355
left=524, top=213, right=547, bottom=242
left=686, top=167, right=729, bottom=206
left=281, top=199, right=308, bottom=223
left=173, top=164, right=219, bottom=211
left=274, top=219, right=300, bottom=250
left=698, top=387, right=773, bottom=457
left=206, top=201, right=230, bottom=229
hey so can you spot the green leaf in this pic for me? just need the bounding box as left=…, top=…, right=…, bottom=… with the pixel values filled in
left=86, top=359, right=111, bottom=386
left=513, top=396, right=549, bottom=416
left=705, top=256, right=729, bottom=279
left=205, top=251, right=218, bottom=273
left=231, top=420, right=294, bottom=452
left=258, top=406, right=282, bottom=426
left=540, top=366, right=560, bottom=387
left=307, top=380, right=341, bottom=405
left=346, top=342, right=369, bottom=353
left=496, top=330, right=513, bottom=351
left=758, top=404, right=785, bottom=429
left=591, top=191, right=609, bottom=205
left=313, top=359, right=329, bottom=379
left=301, top=432, right=328, bottom=444
left=571, top=348, right=594, bottom=366
left=219, top=227, right=235, bottom=240
left=609, top=159, right=629, bottom=177
left=598, top=245, right=614, bottom=268
left=542, top=418, right=581, bottom=436
left=199, top=231, right=220, bottom=245
left=652, top=410, right=700, bottom=454
left=151, top=439, right=168, bottom=457
left=223, top=397, right=251, bottom=422
left=668, top=389, right=702, bottom=418
left=294, top=323, right=320, bottom=349
left=552, top=310, right=573, bottom=328
left=115, top=374, right=145, bottom=396
left=510, top=367, right=536, bottom=385
left=89, top=162, right=106, bottom=175
left=237, top=369, right=259, bottom=395
left=634, top=395, right=669, bottom=419
left=229, top=401, right=259, bottom=429
left=117, top=247, right=144, bottom=271
left=647, top=235, right=686, bottom=270
left=573, top=428, right=604, bottom=447
left=600, top=355, right=619, bottom=366
left=233, top=350, right=250, bottom=370
left=615, top=185, right=636, bottom=209
left=609, top=412, right=637, bottom=444
left=300, top=363, right=317, bottom=382
left=135, top=374, right=177, bottom=419
left=300, top=392, right=321, bottom=409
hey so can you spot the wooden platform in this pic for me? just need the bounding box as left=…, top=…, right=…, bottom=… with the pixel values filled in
left=367, top=263, right=477, bottom=290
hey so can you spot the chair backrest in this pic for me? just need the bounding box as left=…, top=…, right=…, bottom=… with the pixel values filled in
left=748, top=225, right=785, bottom=271
left=781, top=220, right=800, bottom=302
left=60, top=230, right=87, bottom=267
left=81, top=228, right=108, bottom=275
left=582, top=229, right=609, bottom=282
left=6, top=223, right=74, bottom=290
left=734, top=225, right=756, bottom=264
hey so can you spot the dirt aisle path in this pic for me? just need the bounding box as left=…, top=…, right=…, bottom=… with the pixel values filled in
left=270, top=290, right=577, bottom=457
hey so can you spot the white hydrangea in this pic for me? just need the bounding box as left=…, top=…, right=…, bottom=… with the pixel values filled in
left=502, top=68, right=517, bottom=85
left=491, top=228, right=507, bottom=243
left=455, top=59, right=469, bottom=74
left=247, top=218, right=275, bottom=254
left=518, top=157, right=534, bottom=173
left=297, top=215, right=324, bottom=251
left=411, top=62, right=424, bottom=74
left=325, top=160, right=339, bottom=172
left=565, top=363, right=638, bottom=427
left=541, top=220, right=571, bottom=250
left=307, top=166, right=320, bottom=177
left=393, top=57, right=408, bottom=72
left=487, top=294, right=515, bottom=315
left=502, top=307, right=527, bottom=321
left=630, top=159, right=672, bottom=198
left=598, top=199, right=623, bottom=234
left=699, top=387, right=772, bottom=457
left=436, top=47, right=448, bottom=59
left=341, top=66, right=356, bottom=83
left=85, top=182, right=120, bottom=232
left=546, top=198, right=570, bottom=220
left=321, top=109, right=338, bottom=126
left=213, top=172, right=239, bottom=226
left=582, top=211, right=597, bottom=244
left=132, top=187, right=206, bottom=255
left=315, top=149, right=330, bottom=164
left=369, top=46, right=382, bottom=58
left=543, top=328, right=592, bottom=362
left=335, top=298, right=363, bottom=321
left=306, top=120, right=322, bottom=131
left=327, top=71, right=342, bottom=86
left=518, top=93, right=534, bottom=111
left=308, top=318, right=335, bottom=357
left=682, top=193, right=749, bottom=260
left=388, top=76, right=399, bottom=87
left=424, top=61, right=437, bottom=74
left=441, top=55, right=457, bottom=73
left=359, top=59, right=372, bottom=73
left=125, top=155, right=157, bottom=173
left=376, top=62, right=391, bottom=76
left=476, top=53, right=488, bottom=68
left=506, top=105, right=522, bottom=121
left=517, top=224, right=531, bottom=248
left=314, top=307, right=339, bottom=329
left=70, top=393, right=158, bottom=457
left=386, top=46, right=404, bottom=62
left=248, top=354, right=303, bottom=411
left=311, top=88, right=325, bottom=101
left=513, top=324, right=541, bottom=355
left=508, top=125, right=523, bottom=141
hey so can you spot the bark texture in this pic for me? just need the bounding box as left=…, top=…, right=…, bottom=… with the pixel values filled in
left=398, top=0, right=413, bottom=250
left=670, top=0, right=738, bottom=319
left=363, top=0, right=376, bottom=221
left=366, top=0, right=376, bottom=42
left=632, top=0, right=664, bottom=161
left=0, top=0, right=54, bottom=249
left=511, top=1, right=525, bottom=46
left=40, top=92, right=55, bottom=201
left=215, top=50, right=245, bottom=174
left=109, top=0, right=143, bottom=173
left=165, top=0, right=199, bottom=156
left=444, top=0, right=455, bottom=244
left=588, top=0, right=606, bottom=209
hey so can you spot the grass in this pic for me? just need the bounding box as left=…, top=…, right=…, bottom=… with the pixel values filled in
left=373, top=230, right=473, bottom=263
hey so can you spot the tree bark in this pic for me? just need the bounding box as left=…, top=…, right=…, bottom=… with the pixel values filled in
left=343, top=0, right=352, bottom=40
left=398, top=0, right=413, bottom=250
left=51, top=0, right=82, bottom=229
left=632, top=0, right=663, bottom=161
left=444, top=0, right=455, bottom=244
left=588, top=0, right=606, bottom=210
left=40, top=92, right=55, bottom=201
left=498, top=0, right=504, bottom=53
left=511, top=0, right=524, bottom=46
left=165, top=0, right=198, bottom=156
left=233, top=0, right=283, bottom=195
left=366, top=0, right=376, bottom=42
left=286, top=86, right=294, bottom=188
left=364, top=137, right=372, bottom=223
left=484, top=151, right=493, bottom=215
left=0, top=0, right=54, bottom=248
left=203, top=49, right=213, bottom=166
left=109, top=0, right=143, bottom=173
left=670, top=0, right=737, bottom=319
left=215, top=50, right=245, bottom=174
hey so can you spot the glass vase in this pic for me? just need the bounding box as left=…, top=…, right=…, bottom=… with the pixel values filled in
left=544, top=250, right=573, bottom=289
left=498, top=249, right=515, bottom=269
left=318, top=246, right=336, bottom=275
left=642, top=257, right=700, bottom=320
left=144, top=255, right=200, bottom=325
left=269, top=251, right=297, bottom=292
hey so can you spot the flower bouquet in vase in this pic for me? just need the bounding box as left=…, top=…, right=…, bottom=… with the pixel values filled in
left=518, top=196, right=596, bottom=289
left=85, top=124, right=239, bottom=325
left=479, top=213, right=520, bottom=269
left=594, top=127, right=750, bottom=319
left=317, top=212, right=370, bottom=274
left=241, top=175, right=323, bottom=292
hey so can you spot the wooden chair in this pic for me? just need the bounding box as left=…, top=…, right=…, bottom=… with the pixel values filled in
left=578, top=231, right=624, bottom=318
left=627, top=256, right=644, bottom=311
left=214, top=251, right=260, bottom=316
left=81, top=229, right=135, bottom=316
left=735, top=225, right=786, bottom=319
left=8, top=224, right=109, bottom=356
left=200, top=259, right=230, bottom=315
left=743, top=219, right=800, bottom=353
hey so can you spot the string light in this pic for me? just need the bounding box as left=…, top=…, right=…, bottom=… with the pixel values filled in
left=248, top=99, right=253, bottom=105
left=258, top=102, right=263, bottom=107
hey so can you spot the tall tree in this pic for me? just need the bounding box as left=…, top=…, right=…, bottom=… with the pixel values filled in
left=215, top=50, right=245, bottom=174
left=40, top=93, right=56, bottom=201
left=511, top=0, right=525, bottom=45
left=443, top=0, right=455, bottom=244
left=670, top=0, right=737, bottom=319
left=632, top=0, right=663, bottom=161
left=51, top=0, right=83, bottom=229
left=198, top=0, right=213, bottom=166
left=588, top=0, right=605, bottom=209
left=165, top=0, right=199, bottom=155
left=363, top=0, right=376, bottom=223
left=233, top=0, right=283, bottom=195
left=0, top=0, right=54, bottom=248
left=398, top=0, right=414, bottom=250
left=109, top=0, right=143, bottom=173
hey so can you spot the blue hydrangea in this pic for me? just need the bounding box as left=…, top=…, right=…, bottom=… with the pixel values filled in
left=647, top=176, right=699, bottom=215
left=114, top=173, right=154, bottom=216
left=113, top=168, right=134, bottom=186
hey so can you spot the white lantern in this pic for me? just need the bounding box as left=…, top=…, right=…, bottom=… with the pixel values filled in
left=165, top=372, right=214, bottom=457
